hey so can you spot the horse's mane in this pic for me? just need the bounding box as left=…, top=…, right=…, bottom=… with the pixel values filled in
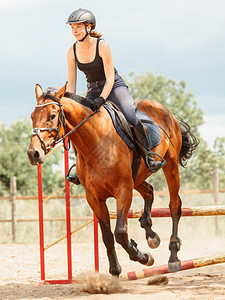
left=42, top=92, right=61, bottom=104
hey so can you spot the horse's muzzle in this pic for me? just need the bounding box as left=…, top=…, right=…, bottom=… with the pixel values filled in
left=27, top=146, right=45, bottom=165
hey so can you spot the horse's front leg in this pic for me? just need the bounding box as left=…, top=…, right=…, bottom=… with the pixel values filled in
left=114, top=187, right=154, bottom=267
left=85, top=190, right=122, bottom=276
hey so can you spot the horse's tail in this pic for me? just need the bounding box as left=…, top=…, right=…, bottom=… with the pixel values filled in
left=176, top=116, right=199, bottom=167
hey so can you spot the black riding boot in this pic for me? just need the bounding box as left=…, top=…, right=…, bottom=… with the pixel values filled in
left=65, top=144, right=81, bottom=185
left=133, top=120, right=163, bottom=172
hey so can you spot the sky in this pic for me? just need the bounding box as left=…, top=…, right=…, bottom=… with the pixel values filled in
left=0, top=0, right=225, bottom=149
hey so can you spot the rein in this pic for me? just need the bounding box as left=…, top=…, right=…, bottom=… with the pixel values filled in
left=32, top=93, right=97, bottom=153
left=55, top=111, right=96, bottom=145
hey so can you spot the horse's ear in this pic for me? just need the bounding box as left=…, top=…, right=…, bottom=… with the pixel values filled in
left=35, top=84, right=43, bottom=103
left=56, top=82, right=68, bottom=99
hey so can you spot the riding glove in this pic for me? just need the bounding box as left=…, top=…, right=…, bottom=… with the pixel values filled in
left=90, top=97, right=105, bottom=111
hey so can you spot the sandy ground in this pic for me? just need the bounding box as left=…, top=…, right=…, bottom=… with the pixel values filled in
left=0, top=237, right=225, bottom=300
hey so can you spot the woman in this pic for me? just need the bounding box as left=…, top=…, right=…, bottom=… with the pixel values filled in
left=65, top=9, right=162, bottom=184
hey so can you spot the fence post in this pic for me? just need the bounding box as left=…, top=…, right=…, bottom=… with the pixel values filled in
left=213, top=167, right=219, bottom=235
left=10, top=176, right=16, bottom=242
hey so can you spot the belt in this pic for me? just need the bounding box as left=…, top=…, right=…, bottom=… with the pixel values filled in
left=87, top=80, right=105, bottom=88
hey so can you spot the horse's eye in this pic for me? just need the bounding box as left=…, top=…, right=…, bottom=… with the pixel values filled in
left=50, top=114, right=56, bottom=121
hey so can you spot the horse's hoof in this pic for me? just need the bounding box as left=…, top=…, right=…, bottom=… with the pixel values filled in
left=147, top=233, right=160, bottom=249
left=143, top=252, right=154, bottom=266
left=109, top=265, right=122, bottom=276
left=65, top=173, right=80, bottom=185
left=168, top=260, right=181, bottom=273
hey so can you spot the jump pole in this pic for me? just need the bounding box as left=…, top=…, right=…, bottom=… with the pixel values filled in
left=93, top=213, right=99, bottom=272
left=120, top=253, right=225, bottom=280
left=64, top=137, right=72, bottom=282
left=38, top=138, right=75, bottom=285
left=37, top=139, right=99, bottom=285
left=37, top=164, right=45, bottom=281
left=108, top=206, right=225, bottom=219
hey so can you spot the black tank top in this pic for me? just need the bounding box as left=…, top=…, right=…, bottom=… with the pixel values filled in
left=73, top=38, right=106, bottom=83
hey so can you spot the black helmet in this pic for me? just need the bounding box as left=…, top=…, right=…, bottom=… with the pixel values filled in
left=66, top=9, right=96, bottom=30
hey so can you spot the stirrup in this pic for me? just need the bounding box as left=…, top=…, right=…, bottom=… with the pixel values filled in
left=145, top=152, right=166, bottom=173
left=65, top=164, right=80, bottom=185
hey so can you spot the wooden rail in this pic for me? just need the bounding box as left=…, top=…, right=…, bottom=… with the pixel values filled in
left=1, top=188, right=225, bottom=201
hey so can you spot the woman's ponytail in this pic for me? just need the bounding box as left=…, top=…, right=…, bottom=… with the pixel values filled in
left=90, top=31, right=102, bottom=38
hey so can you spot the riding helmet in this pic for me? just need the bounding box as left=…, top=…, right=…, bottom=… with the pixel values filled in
left=66, top=9, right=96, bottom=29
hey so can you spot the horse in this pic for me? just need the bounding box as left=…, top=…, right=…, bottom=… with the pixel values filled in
left=27, top=82, right=199, bottom=276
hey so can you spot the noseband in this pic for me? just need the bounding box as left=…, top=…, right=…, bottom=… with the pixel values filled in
left=32, top=93, right=67, bottom=154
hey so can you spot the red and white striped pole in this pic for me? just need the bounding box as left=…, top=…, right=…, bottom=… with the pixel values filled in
left=108, top=206, right=225, bottom=220
left=121, top=254, right=225, bottom=280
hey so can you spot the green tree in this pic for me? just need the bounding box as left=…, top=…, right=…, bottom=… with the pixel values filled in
left=0, top=119, right=64, bottom=196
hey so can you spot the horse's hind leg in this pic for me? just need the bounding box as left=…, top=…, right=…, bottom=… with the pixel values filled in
left=85, top=191, right=122, bottom=276
left=114, top=187, right=154, bottom=267
left=163, top=158, right=182, bottom=273
left=135, top=181, right=160, bottom=249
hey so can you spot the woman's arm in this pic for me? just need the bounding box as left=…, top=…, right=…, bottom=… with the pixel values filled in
left=67, top=46, right=77, bottom=93
left=99, top=40, right=115, bottom=100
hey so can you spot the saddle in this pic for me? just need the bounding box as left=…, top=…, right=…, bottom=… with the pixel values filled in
left=104, top=101, right=161, bottom=151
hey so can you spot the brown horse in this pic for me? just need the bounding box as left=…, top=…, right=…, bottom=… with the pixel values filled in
left=27, top=83, right=198, bottom=276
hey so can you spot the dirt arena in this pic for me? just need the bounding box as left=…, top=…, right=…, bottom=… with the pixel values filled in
left=0, top=237, right=225, bottom=300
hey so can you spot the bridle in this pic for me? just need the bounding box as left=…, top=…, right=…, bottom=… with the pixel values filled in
left=32, top=93, right=97, bottom=154
left=32, top=93, right=67, bottom=154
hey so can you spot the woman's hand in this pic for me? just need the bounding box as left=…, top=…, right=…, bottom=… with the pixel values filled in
left=90, top=97, right=105, bottom=111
